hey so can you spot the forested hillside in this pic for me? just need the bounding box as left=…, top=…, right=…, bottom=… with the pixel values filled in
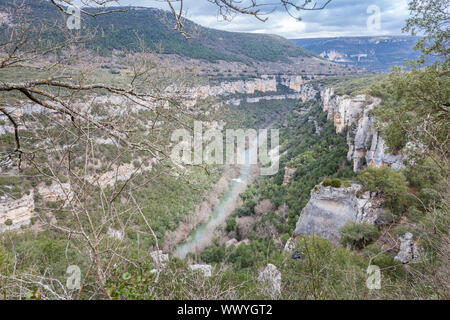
left=0, top=0, right=315, bottom=64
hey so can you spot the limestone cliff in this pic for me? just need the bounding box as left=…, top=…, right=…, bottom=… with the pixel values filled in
left=182, top=75, right=315, bottom=108
left=0, top=191, right=35, bottom=232
left=189, top=77, right=278, bottom=100
left=280, top=75, right=304, bottom=92
left=320, top=88, right=403, bottom=172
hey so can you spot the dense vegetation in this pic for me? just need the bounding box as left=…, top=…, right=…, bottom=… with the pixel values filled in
left=0, top=0, right=315, bottom=64
left=0, top=0, right=448, bottom=301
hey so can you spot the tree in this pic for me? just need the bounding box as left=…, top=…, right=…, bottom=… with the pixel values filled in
left=370, top=0, right=449, bottom=187
left=372, top=64, right=449, bottom=180
left=403, top=0, right=449, bottom=65
left=367, top=0, right=449, bottom=213
left=357, top=168, right=409, bottom=214
left=0, top=0, right=194, bottom=299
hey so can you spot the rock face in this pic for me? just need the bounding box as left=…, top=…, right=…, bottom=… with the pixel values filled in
left=281, top=75, right=304, bottom=92
left=0, top=191, right=35, bottom=233
left=298, top=84, right=319, bottom=102
left=293, top=184, right=383, bottom=245
left=190, top=77, right=278, bottom=100
left=189, top=264, right=212, bottom=277
left=182, top=76, right=317, bottom=108
left=258, top=264, right=281, bottom=298
left=395, top=233, right=420, bottom=264
left=38, top=182, right=72, bottom=202
left=320, top=88, right=404, bottom=172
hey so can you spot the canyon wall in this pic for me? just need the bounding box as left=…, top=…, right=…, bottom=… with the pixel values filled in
left=291, top=85, right=407, bottom=247
left=0, top=191, right=35, bottom=232
left=320, top=87, right=403, bottom=172
left=184, top=75, right=307, bottom=108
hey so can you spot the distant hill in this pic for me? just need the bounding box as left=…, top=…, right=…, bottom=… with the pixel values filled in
left=0, top=0, right=315, bottom=64
left=290, top=36, right=433, bottom=72
left=84, top=7, right=317, bottom=64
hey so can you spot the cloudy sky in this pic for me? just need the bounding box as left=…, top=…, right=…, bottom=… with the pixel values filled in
left=84, top=0, right=412, bottom=39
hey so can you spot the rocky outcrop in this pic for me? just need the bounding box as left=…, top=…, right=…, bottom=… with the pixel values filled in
left=181, top=76, right=316, bottom=108
left=38, top=182, right=72, bottom=202
left=293, top=184, right=383, bottom=245
left=395, top=232, right=420, bottom=264
left=258, top=264, right=281, bottom=298
left=0, top=191, right=35, bottom=232
left=190, top=77, right=278, bottom=100
left=86, top=160, right=154, bottom=189
left=280, top=75, right=304, bottom=92
left=246, top=95, right=288, bottom=103
left=298, top=84, right=319, bottom=102
left=320, top=88, right=403, bottom=172
left=320, top=50, right=351, bottom=63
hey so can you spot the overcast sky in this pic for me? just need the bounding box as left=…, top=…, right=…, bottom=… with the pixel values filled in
left=79, top=0, right=412, bottom=39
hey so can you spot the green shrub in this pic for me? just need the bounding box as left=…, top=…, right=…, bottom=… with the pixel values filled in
left=363, top=245, right=405, bottom=278
left=418, top=188, right=441, bottom=208
left=405, top=206, right=423, bottom=223
left=229, top=243, right=254, bottom=268
left=356, top=167, right=409, bottom=214
left=323, top=179, right=332, bottom=187
left=376, top=209, right=395, bottom=226
left=225, top=217, right=237, bottom=232
left=393, top=226, right=418, bottom=239
left=11, top=185, right=22, bottom=198
left=339, top=222, right=380, bottom=249
left=4, top=219, right=13, bottom=226
left=200, top=245, right=225, bottom=263
left=331, top=178, right=342, bottom=188
left=342, top=180, right=352, bottom=188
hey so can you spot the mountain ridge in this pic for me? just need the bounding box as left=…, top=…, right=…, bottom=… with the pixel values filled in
left=290, top=35, right=434, bottom=72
